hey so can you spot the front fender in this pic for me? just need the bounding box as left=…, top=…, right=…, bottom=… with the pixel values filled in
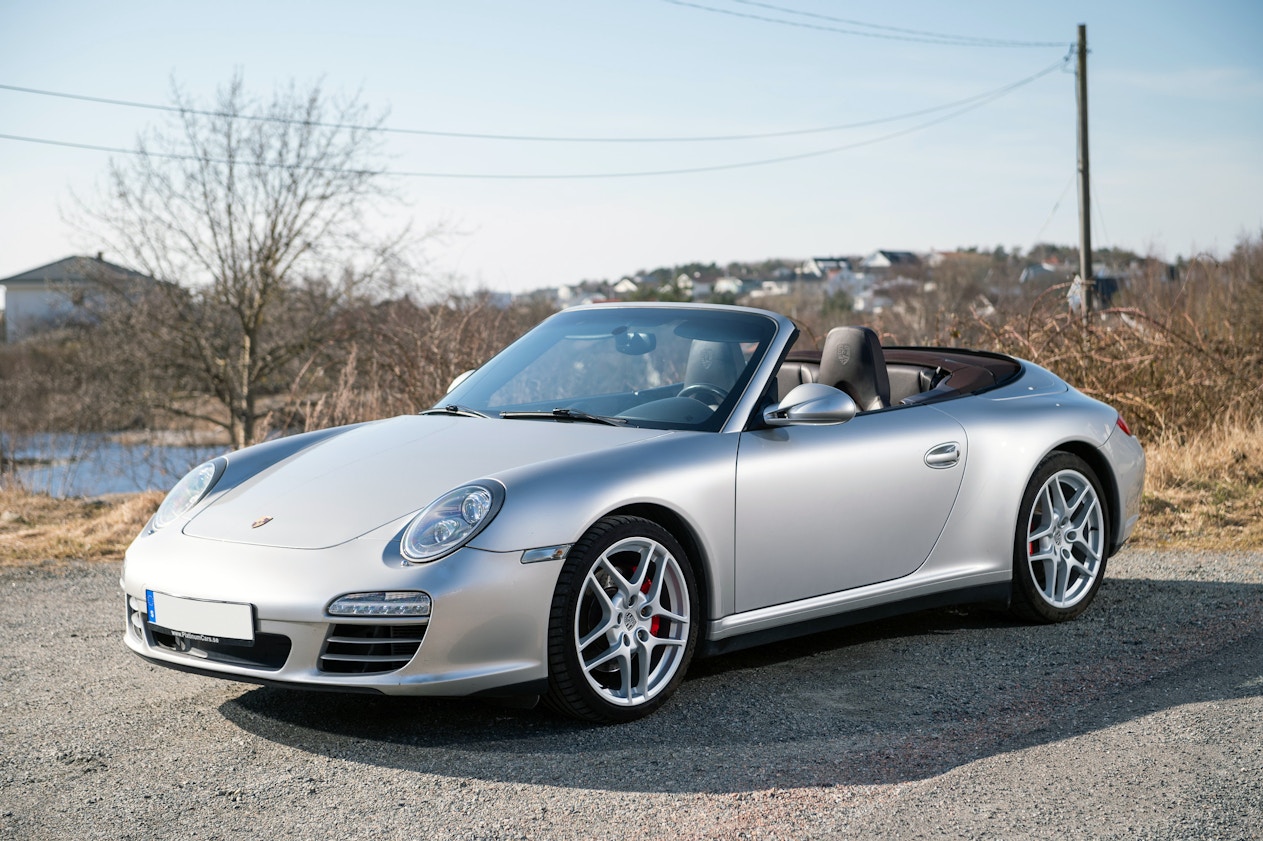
left=471, top=430, right=740, bottom=616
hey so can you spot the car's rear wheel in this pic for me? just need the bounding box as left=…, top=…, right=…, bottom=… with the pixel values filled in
left=1011, top=453, right=1109, bottom=623
left=544, top=515, right=698, bottom=723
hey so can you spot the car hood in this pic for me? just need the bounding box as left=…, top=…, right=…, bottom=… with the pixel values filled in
left=182, top=414, right=671, bottom=549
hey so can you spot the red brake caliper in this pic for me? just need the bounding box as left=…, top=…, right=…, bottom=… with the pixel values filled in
left=641, top=575, right=661, bottom=635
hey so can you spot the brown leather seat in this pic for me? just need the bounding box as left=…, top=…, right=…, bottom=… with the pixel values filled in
left=817, top=326, right=891, bottom=411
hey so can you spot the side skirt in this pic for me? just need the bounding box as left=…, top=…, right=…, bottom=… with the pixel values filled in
left=699, top=581, right=1011, bottom=657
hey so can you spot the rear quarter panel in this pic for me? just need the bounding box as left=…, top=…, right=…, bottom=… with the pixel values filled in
left=919, top=363, right=1122, bottom=579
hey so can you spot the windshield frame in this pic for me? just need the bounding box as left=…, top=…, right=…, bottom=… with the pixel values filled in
left=437, top=303, right=795, bottom=433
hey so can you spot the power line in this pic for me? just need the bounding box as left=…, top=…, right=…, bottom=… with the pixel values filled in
left=1093, top=186, right=1111, bottom=249
left=1, top=63, right=1059, bottom=144
left=0, top=57, right=1066, bottom=180
left=1033, top=175, right=1075, bottom=244
left=729, top=0, right=1066, bottom=46
left=661, top=0, right=1068, bottom=48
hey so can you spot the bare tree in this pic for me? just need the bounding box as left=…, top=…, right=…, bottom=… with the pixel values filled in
left=296, top=291, right=555, bottom=432
left=78, top=73, right=414, bottom=448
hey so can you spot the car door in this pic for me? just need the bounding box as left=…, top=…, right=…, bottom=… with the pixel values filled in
left=734, top=406, right=967, bottom=612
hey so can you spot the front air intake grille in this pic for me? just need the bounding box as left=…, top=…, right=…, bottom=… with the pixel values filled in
left=318, top=624, right=427, bottom=674
left=127, top=593, right=290, bottom=670
left=148, top=628, right=292, bottom=670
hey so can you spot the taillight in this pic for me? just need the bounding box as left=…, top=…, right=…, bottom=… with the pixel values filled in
left=1115, top=413, right=1133, bottom=437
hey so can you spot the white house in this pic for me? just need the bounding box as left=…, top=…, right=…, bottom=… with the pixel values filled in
left=1, top=254, right=157, bottom=343
left=712, top=276, right=744, bottom=297
left=800, top=256, right=869, bottom=299
left=800, top=256, right=854, bottom=279
left=861, top=250, right=921, bottom=272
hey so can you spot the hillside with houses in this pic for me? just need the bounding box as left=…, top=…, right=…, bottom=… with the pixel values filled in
left=1, top=245, right=1176, bottom=348
left=520, top=245, right=1172, bottom=319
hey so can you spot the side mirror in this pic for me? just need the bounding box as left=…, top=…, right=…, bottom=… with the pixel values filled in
left=763, top=383, right=858, bottom=427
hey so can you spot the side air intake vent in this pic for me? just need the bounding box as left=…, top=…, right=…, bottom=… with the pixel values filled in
left=318, top=624, right=427, bottom=674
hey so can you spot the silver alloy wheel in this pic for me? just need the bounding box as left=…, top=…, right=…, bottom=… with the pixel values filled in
left=574, top=535, right=691, bottom=707
left=1024, top=468, right=1105, bottom=609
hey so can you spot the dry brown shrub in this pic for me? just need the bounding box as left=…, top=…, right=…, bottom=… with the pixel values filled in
left=294, top=295, right=553, bottom=431
left=961, top=295, right=1258, bottom=440
left=864, top=239, right=1263, bottom=442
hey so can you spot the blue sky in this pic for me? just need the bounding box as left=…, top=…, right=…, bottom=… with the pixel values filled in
left=1, top=0, right=1260, bottom=295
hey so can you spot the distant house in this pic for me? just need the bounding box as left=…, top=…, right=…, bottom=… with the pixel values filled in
left=0, top=254, right=158, bottom=343
left=745, top=279, right=792, bottom=299
left=861, top=250, right=921, bottom=272
left=800, top=256, right=855, bottom=278
left=712, top=276, right=745, bottom=297
left=925, top=251, right=964, bottom=268
left=1019, top=260, right=1074, bottom=288
left=854, top=276, right=922, bottom=314
left=801, top=256, right=866, bottom=298
left=612, top=277, right=639, bottom=296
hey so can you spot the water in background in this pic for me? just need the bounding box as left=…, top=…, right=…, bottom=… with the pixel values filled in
left=1, top=432, right=224, bottom=497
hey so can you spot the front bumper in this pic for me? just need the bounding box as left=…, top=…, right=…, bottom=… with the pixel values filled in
left=121, top=533, right=563, bottom=697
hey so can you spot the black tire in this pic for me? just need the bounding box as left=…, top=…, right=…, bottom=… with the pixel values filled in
left=543, top=515, right=699, bottom=723
left=1011, top=452, right=1110, bottom=624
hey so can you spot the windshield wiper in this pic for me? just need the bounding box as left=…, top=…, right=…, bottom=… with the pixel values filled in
left=499, top=408, right=626, bottom=426
left=421, top=404, right=490, bottom=419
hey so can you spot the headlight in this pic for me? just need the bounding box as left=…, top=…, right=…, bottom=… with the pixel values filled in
left=150, top=459, right=226, bottom=532
left=401, top=482, right=504, bottom=563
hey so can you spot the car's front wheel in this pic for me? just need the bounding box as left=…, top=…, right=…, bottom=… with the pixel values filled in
left=1011, top=452, right=1109, bottom=623
left=544, top=515, right=699, bottom=723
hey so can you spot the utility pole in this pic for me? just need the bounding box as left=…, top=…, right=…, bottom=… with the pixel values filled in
left=1076, top=23, right=1092, bottom=320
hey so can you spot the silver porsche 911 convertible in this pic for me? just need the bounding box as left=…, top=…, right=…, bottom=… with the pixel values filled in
left=123, top=302, right=1145, bottom=722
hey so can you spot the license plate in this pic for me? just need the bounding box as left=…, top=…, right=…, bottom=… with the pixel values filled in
left=146, top=590, right=255, bottom=646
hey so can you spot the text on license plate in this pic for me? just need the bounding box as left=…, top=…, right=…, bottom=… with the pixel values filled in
left=146, top=590, right=255, bottom=644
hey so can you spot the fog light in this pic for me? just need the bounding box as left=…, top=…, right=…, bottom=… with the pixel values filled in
left=328, top=592, right=432, bottom=618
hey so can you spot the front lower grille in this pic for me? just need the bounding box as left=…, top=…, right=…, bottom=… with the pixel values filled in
left=318, top=624, right=427, bottom=674
left=126, top=594, right=291, bottom=670
left=149, top=628, right=292, bottom=670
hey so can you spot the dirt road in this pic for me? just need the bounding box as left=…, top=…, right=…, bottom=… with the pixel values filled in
left=2, top=548, right=1260, bottom=840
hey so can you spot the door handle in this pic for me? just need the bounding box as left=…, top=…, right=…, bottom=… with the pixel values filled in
left=925, top=442, right=961, bottom=469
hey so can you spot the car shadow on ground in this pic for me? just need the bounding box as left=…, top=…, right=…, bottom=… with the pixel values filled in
left=219, top=577, right=1263, bottom=793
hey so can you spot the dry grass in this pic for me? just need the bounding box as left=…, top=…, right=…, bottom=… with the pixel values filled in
left=1133, top=420, right=1263, bottom=550
left=0, top=489, right=162, bottom=567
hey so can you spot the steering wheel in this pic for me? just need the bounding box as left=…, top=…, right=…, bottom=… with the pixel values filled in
left=678, top=382, right=729, bottom=406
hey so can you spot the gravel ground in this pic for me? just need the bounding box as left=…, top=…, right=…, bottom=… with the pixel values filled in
left=1, top=547, right=1260, bottom=840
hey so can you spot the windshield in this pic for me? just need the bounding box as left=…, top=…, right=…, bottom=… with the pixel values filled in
left=439, top=306, right=779, bottom=431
